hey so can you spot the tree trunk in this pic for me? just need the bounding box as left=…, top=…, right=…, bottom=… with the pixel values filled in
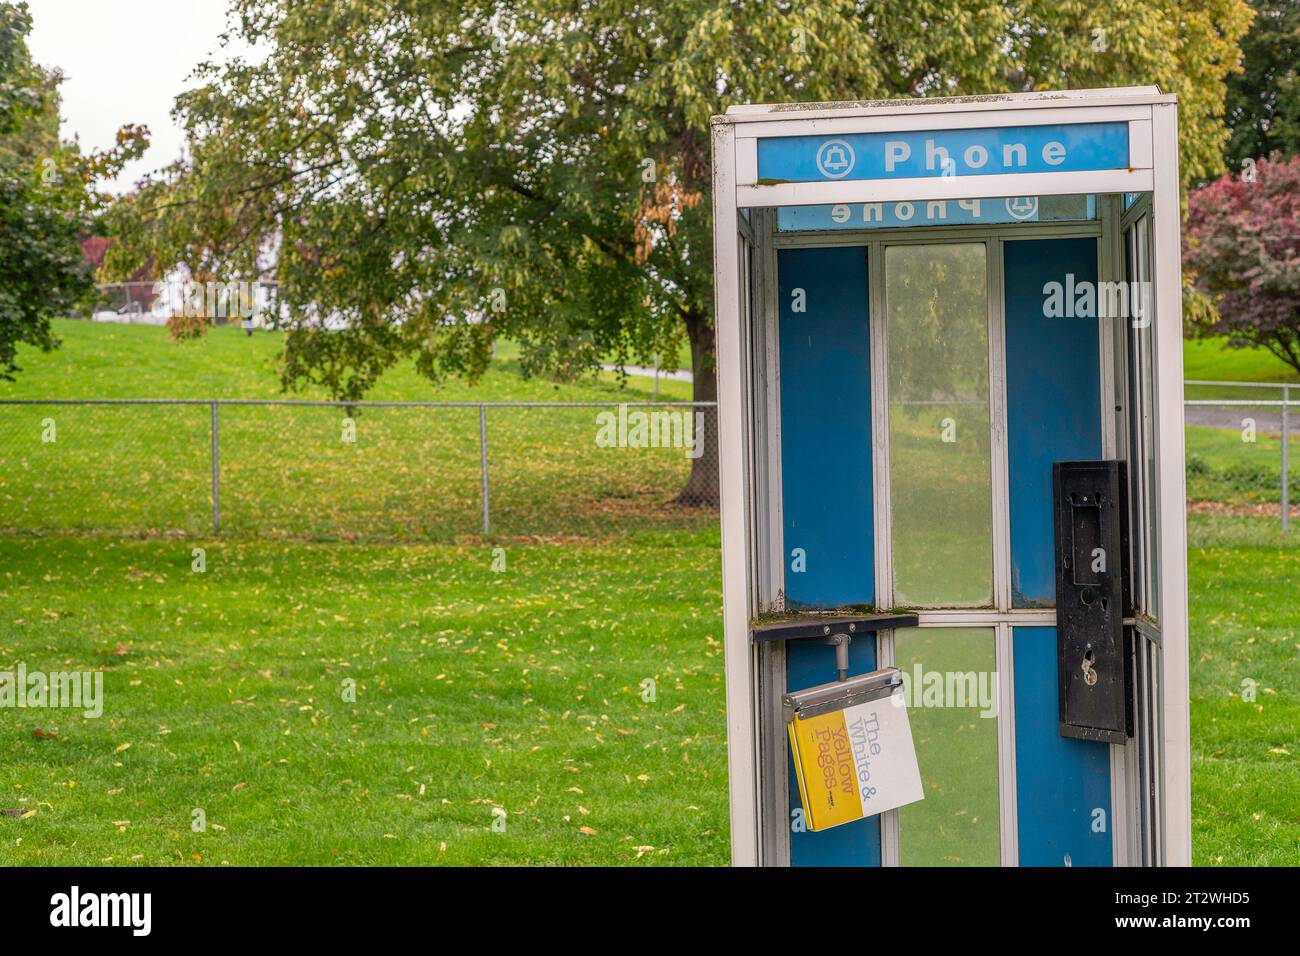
left=674, top=306, right=719, bottom=508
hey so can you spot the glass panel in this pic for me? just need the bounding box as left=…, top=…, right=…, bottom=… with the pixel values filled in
left=1136, top=216, right=1159, bottom=618
left=886, top=242, right=992, bottom=606
left=1124, top=224, right=1145, bottom=613
left=1125, top=211, right=1159, bottom=620
left=896, top=627, right=1000, bottom=866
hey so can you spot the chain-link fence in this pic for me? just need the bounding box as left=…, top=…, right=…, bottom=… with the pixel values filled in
left=8, top=383, right=1295, bottom=539
left=1185, top=379, right=1297, bottom=532
left=0, top=399, right=719, bottom=541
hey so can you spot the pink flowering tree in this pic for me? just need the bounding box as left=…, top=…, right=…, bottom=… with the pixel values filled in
left=1184, top=154, right=1300, bottom=372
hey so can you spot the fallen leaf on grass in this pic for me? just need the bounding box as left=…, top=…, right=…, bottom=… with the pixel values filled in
left=33, top=727, right=57, bottom=740
left=578, top=826, right=598, bottom=836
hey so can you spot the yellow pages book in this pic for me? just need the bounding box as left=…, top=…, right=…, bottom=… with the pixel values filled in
left=788, top=692, right=925, bottom=832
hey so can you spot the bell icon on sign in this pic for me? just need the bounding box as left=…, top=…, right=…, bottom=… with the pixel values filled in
left=1005, top=196, right=1038, bottom=221
left=816, top=139, right=856, bottom=179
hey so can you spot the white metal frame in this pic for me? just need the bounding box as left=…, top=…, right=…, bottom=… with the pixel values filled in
left=1097, top=194, right=1134, bottom=867
left=711, top=87, right=1190, bottom=867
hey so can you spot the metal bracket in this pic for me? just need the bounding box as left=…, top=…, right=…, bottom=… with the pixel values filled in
left=750, top=612, right=919, bottom=645
left=751, top=612, right=918, bottom=681
left=783, top=667, right=904, bottom=722
left=812, top=631, right=852, bottom=681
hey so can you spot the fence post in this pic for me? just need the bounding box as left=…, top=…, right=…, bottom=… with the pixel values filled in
left=479, top=404, right=490, bottom=536
left=1283, top=384, right=1290, bottom=535
left=211, top=401, right=220, bottom=533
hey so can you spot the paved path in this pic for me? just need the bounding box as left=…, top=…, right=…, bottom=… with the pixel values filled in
left=1185, top=405, right=1288, bottom=432
left=599, top=364, right=693, bottom=382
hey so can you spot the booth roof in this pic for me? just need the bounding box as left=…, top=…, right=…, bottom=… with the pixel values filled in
left=718, top=86, right=1172, bottom=124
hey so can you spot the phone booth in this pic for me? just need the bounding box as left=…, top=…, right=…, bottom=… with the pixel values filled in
left=710, top=88, right=1190, bottom=866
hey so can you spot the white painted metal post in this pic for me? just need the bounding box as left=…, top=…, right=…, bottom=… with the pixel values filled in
left=1150, top=100, right=1192, bottom=866
left=1283, top=384, right=1290, bottom=534
left=210, top=401, right=220, bottom=533
left=712, top=117, right=761, bottom=867
left=479, top=404, right=490, bottom=536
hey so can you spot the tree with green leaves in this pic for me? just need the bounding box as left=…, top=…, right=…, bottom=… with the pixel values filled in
left=1223, top=0, right=1300, bottom=172
left=105, top=0, right=1252, bottom=503
left=0, top=1, right=146, bottom=381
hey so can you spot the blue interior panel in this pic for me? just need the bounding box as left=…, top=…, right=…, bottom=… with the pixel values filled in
left=1013, top=626, right=1113, bottom=866
left=777, top=245, right=879, bottom=866
left=1004, top=237, right=1101, bottom=607
left=777, top=246, right=875, bottom=610
left=1005, top=239, right=1110, bottom=866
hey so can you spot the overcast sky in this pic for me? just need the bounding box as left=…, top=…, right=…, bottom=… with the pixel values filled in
left=24, top=0, right=236, bottom=192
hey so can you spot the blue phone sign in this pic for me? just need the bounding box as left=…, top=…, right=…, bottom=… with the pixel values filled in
left=757, top=122, right=1130, bottom=183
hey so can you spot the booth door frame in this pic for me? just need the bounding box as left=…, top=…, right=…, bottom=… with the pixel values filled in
left=1118, top=192, right=1167, bottom=867
left=755, top=212, right=1138, bottom=867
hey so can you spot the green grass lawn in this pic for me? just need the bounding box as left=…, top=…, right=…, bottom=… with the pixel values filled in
left=1185, top=426, right=1297, bottom=507
left=0, top=530, right=729, bottom=865
left=1187, top=513, right=1300, bottom=865
left=1149, top=338, right=1299, bottom=862
left=1, top=321, right=727, bottom=865
left=0, top=320, right=695, bottom=403
left=1183, top=336, right=1300, bottom=401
